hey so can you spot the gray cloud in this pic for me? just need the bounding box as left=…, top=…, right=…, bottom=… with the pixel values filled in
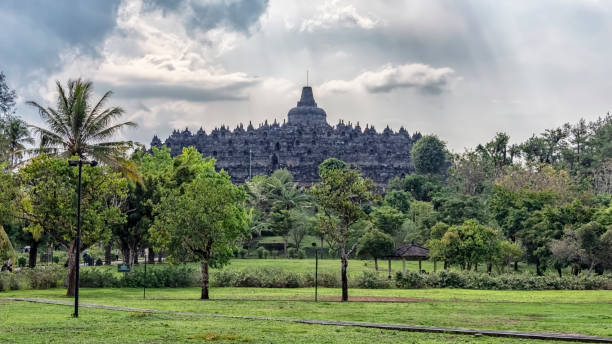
left=0, top=1, right=121, bottom=81
left=143, top=0, right=270, bottom=34
left=100, top=79, right=258, bottom=102
left=319, top=63, right=456, bottom=95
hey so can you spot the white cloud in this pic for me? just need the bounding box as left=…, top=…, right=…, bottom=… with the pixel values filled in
left=300, top=0, right=379, bottom=32
left=319, top=63, right=457, bottom=95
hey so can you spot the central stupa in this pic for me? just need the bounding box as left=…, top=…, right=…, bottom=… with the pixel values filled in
left=287, top=86, right=328, bottom=126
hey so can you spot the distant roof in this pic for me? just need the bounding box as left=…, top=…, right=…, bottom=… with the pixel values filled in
left=395, top=243, right=429, bottom=258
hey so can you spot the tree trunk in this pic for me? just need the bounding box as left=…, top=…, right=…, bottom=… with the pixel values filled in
left=283, top=237, right=288, bottom=258
left=487, top=263, right=492, bottom=274
left=158, top=251, right=163, bottom=263
left=148, top=247, right=155, bottom=264
left=557, top=267, right=562, bottom=278
left=444, top=261, right=448, bottom=270
left=341, top=255, right=348, bottom=302
left=121, top=247, right=130, bottom=264
left=514, top=261, right=518, bottom=272
left=433, top=260, right=437, bottom=273
left=536, top=260, right=542, bottom=276
left=28, top=240, right=39, bottom=268
left=66, top=243, right=77, bottom=297
left=374, top=257, right=378, bottom=271
left=201, top=260, right=210, bottom=300
left=320, top=237, right=324, bottom=257
left=105, top=244, right=112, bottom=265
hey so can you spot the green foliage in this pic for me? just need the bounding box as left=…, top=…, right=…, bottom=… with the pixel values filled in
left=395, top=270, right=612, bottom=290
left=383, top=190, right=413, bottom=213
left=17, top=257, right=26, bottom=267
left=256, top=247, right=269, bottom=259
left=372, top=205, right=404, bottom=236
left=212, top=268, right=307, bottom=288
left=317, top=157, right=348, bottom=176
left=0, top=225, right=15, bottom=264
left=26, top=78, right=136, bottom=168
left=310, top=160, right=377, bottom=300
left=150, top=147, right=249, bottom=298
left=357, top=229, right=395, bottom=261
left=151, top=148, right=248, bottom=267
left=402, top=201, right=437, bottom=244
left=411, top=135, right=447, bottom=175
left=354, top=271, right=391, bottom=289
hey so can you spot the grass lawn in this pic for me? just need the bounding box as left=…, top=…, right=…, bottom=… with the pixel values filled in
left=2, top=287, right=610, bottom=341
left=1, top=300, right=576, bottom=344
left=82, top=257, right=545, bottom=278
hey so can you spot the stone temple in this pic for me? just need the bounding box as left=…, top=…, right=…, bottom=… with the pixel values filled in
left=151, top=86, right=421, bottom=184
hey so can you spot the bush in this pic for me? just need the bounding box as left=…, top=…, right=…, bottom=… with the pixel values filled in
left=297, top=249, right=306, bottom=259
left=79, top=268, right=120, bottom=288
left=212, top=268, right=305, bottom=288
left=124, top=265, right=197, bottom=288
left=354, top=271, right=391, bottom=289
left=256, top=247, right=269, bottom=259
left=24, top=265, right=64, bottom=289
left=238, top=248, right=248, bottom=259
left=17, top=257, right=26, bottom=268
left=395, top=271, right=612, bottom=290
left=0, top=271, right=26, bottom=291
left=287, top=248, right=297, bottom=258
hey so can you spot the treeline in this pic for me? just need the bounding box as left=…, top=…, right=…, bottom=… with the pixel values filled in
left=0, top=74, right=611, bottom=300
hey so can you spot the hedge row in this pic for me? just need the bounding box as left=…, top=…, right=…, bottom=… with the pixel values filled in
left=0, top=265, right=64, bottom=291
left=395, top=271, right=612, bottom=290
left=2, top=265, right=611, bottom=291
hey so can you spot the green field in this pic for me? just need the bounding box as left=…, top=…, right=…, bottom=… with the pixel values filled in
left=83, top=257, right=543, bottom=279
left=1, top=287, right=610, bottom=343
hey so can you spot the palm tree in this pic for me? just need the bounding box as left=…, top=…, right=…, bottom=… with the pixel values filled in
left=0, top=115, right=34, bottom=167
left=264, top=169, right=311, bottom=257
left=27, top=78, right=136, bottom=166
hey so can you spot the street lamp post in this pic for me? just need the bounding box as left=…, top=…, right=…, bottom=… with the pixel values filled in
left=312, top=242, right=318, bottom=302
left=69, top=159, right=97, bottom=318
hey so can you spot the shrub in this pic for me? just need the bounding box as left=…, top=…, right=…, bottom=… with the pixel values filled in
left=211, top=268, right=305, bottom=288
left=354, top=271, right=391, bottom=289
left=394, top=271, right=612, bottom=290
left=25, top=265, right=64, bottom=289
left=79, top=268, right=120, bottom=288
left=287, top=248, right=298, bottom=258
left=238, top=248, right=248, bottom=259
left=256, top=247, right=269, bottom=259
left=297, top=249, right=306, bottom=259
left=17, top=257, right=26, bottom=267
left=125, top=265, right=197, bottom=288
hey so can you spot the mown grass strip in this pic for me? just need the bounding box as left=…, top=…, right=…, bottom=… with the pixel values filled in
left=5, top=297, right=612, bottom=343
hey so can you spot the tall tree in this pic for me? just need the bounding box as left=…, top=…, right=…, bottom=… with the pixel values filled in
left=0, top=115, right=33, bottom=167
left=150, top=148, right=248, bottom=299
left=410, top=135, right=447, bottom=175
left=27, top=79, right=136, bottom=168
left=0, top=72, right=16, bottom=116
left=357, top=228, right=394, bottom=271
left=310, top=158, right=376, bottom=301
left=16, top=155, right=127, bottom=295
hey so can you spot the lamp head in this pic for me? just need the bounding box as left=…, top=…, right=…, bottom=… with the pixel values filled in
left=89, top=160, right=98, bottom=167
left=312, top=242, right=316, bottom=247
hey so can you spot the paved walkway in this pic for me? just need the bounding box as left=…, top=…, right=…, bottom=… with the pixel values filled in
left=4, top=297, right=612, bottom=343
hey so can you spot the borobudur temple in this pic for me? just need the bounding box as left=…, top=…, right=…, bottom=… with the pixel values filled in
left=151, top=86, right=421, bottom=184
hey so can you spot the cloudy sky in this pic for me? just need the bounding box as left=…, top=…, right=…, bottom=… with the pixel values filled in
left=2, top=0, right=611, bottom=151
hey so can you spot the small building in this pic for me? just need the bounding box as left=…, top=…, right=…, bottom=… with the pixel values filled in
left=395, top=243, right=429, bottom=274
